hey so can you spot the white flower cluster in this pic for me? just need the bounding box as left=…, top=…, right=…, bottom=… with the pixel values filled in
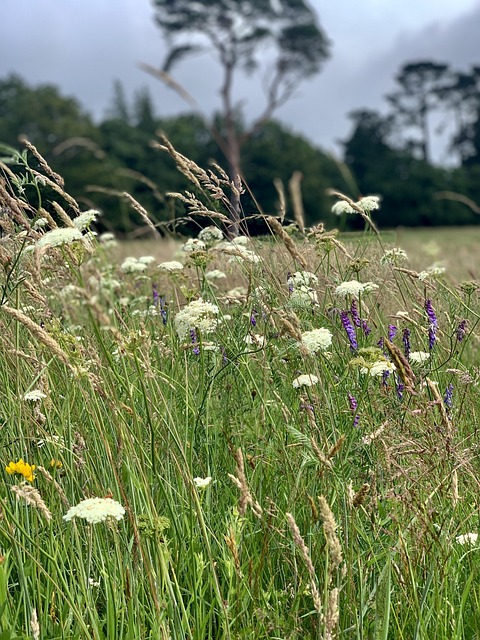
left=359, top=360, right=396, bottom=376
left=205, top=269, right=226, bottom=281
left=334, top=280, right=379, bottom=299
left=220, top=244, right=260, bottom=264
left=36, top=227, right=83, bottom=249
left=182, top=238, right=206, bottom=253
left=99, top=232, right=117, bottom=248
left=121, top=256, right=154, bottom=273
left=194, top=476, right=213, bottom=489
left=32, top=217, right=48, bottom=230
left=456, top=532, right=478, bottom=545
left=300, top=328, right=333, bottom=354
left=289, top=287, right=318, bottom=309
left=158, top=261, right=184, bottom=272
left=23, top=390, right=47, bottom=402
left=418, top=266, right=446, bottom=281
left=409, top=351, right=430, bottom=364
left=63, top=497, right=125, bottom=524
left=174, top=298, right=220, bottom=340
left=198, top=226, right=223, bottom=245
left=292, top=374, right=319, bottom=388
left=288, top=271, right=318, bottom=288
left=332, top=195, right=381, bottom=215
left=73, top=210, right=99, bottom=231
left=380, top=248, right=408, bottom=265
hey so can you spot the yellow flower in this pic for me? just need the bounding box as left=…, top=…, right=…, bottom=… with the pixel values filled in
left=5, top=459, right=36, bottom=482
left=50, top=459, right=62, bottom=469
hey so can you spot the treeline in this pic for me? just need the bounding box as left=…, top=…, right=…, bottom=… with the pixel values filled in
left=1, top=65, right=480, bottom=233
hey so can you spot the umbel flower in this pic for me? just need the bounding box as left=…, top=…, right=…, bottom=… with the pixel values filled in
left=36, top=227, right=83, bottom=249
left=300, top=328, right=333, bottom=354
left=64, top=497, right=125, bottom=524
left=292, top=374, right=319, bottom=388
left=6, top=459, right=36, bottom=482
left=174, top=298, right=220, bottom=341
left=334, top=280, right=378, bottom=299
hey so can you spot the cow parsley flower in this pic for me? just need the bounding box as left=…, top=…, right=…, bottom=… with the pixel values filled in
left=332, top=201, right=355, bottom=215
left=73, top=210, right=99, bottom=231
left=158, top=261, right=184, bottom=272
left=334, top=280, right=378, bottom=299
left=358, top=195, right=381, bottom=212
left=23, top=390, right=47, bottom=402
left=182, top=238, right=206, bottom=252
left=36, top=227, right=83, bottom=249
left=198, top=226, right=223, bottom=244
left=292, top=374, right=319, bottom=388
left=174, top=299, right=219, bottom=341
left=409, top=351, right=430, bottom=364
left=63, top=497, right=125, bottom=524
left=288, top=271, right=318, bottom=288
left=300, top=328, right=333, bottom=354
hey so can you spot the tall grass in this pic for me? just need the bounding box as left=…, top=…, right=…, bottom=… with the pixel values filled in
left=0, top=141, right=480, bottom=639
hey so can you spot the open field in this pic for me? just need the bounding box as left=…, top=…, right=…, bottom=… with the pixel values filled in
left=1, top=149, right=480, bottom=639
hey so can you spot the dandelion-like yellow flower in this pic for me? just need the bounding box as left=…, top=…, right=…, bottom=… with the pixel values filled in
left=5, top=459, right=36, bottom=482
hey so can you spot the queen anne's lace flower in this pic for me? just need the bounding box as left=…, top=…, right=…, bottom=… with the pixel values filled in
left=198, top=226, right=223, bottom=244
left=332, top=201, right=355, bottom=216
left=360, top=360, right=396, bottom=376
left=193, top=476, right=213, bottom=489
left=409, top=351, right=430, bottom=364
left=63, top=497, right=125, bottom=524
left=23, top=390, right=47, bottom=402
left=174, top=299, right=220, bottom=341
left=205, top=269, right=226, bottom=281
left=292, top=374, right=319, bottom=388
left=158, top=261, right=184, bottom=272
left=358, top=196, right=381, bottom=212
left=121, top=257, right=148, bottom=273
left=334, top=280, right=378, bottom=299
left=456, top=532, right=478, bottom=545
left=289, top=286, right=318, bottom=308
left=182, top=238, right=206, bottom=253
left=381, top=248, right=408, bottom=265
left=288, top=271, right=318, bottom=288
left=73, top=210, right=99, bottom=231
left=300, top=328, right=333, bottom=354
left=36, top=228, right=83, bottom=249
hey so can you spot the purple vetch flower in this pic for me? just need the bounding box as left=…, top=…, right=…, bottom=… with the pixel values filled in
left=456, top=320, right=467, bottom=342
left=159, top=297, right=167, bottom=325
left=377, top=337, right=385, bottom=349
left=402, top=328, right=411, bottom=358
left=388, top=324, right=397, bottom=341
left=350, top=300, right=361, bottom=327
left=362, top=319, right=372, bottom=336
left=396, top=381, right=404, bottom=399
left=152, top=283, right=160, bottom=307
left=221, top=346, right=228, bottom=364
left=444, top=383, right=454, bottom=410
left=348, top=394, right=360, bottom=428
left=382, top=370, right=390, bottom=387
left=287, top=272, right=294, bottom=293
left=190, top=328, right=200, bottom=355
left=340, top=311, right=358, bottom=351
left=425, top=299, right=438, bottom=350
left=250, top=309, right=257, bottom=327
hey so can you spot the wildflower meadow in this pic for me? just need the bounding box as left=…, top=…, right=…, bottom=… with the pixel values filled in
left=1, top=140, right=480, bottom=639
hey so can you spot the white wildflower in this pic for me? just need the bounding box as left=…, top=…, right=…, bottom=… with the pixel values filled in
left=182, top=238, right=206, bottom=253
left=226, top=287, right=247, bottom=299
left=381, top=248, right=408, bottom=265
left=36, top=227, right=83, bottom=249
left=244, top=334, right=266, bottom=347
left=158, top=261, right=184, bottom=272
left=292, top=374, right=319, bottom=388
left=288, top=286, right=318, bottom=309
left=205, top=269, right=226, bottom=281
left=332, top=201, right=354, bottom=215
left=32, top=217, right=48, bottom=230
left=358, top=195, right=381, bottom=212
left=99, top=232, right=117, bottom=247
left=418, top=266, right=446, bottom=281
left=121, top=257, right=148, bottom=273
left=360, top=360, right=396, bottom=376
left=193, top=476, right=213, bottom=489
left=138, top=256, right=155, bottom=265
left=409, top=351, right=430, bottom=364
left=198, top=226, right=223, bottom=244
left=88, top=577, right=101, bottom=588
left=231, top=236, right=250, bottom=246
left=174, top=298, right=219, bottom=341
left=300, top=328, right=333, bottom=354
left=63, top=497, right=125, bottom=524
left=288, top=271, right=318, bottom=288
left=73, top=210, right=99, bottom=231
left=334, top=280, right=378, bottom=299
left=23, top=390, right=47, bottom=402
left=456, top=532, right=478, bottom=545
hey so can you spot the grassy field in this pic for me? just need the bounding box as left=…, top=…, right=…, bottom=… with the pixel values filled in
left=1, top=146, right=480, bottom=639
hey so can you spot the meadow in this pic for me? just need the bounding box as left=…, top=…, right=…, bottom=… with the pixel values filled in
left=1, top=142, right=480, bottom=639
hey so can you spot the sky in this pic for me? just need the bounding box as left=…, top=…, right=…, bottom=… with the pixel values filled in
left=1, top=0, right=480, bottom=163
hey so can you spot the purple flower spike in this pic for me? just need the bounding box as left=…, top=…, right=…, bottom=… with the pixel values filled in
left=425, top=299, right=438, bottom=350
left=388, top=324, right=397, bottom=341
left=190, top=328, right=200, bottom=355
left=396, top=381, right=404, bottom=399
left=362, top=319, right=372, bottom=336
left=456, top=320, right=467, bottom=342
left=159, top=297, right=167, bottom=325
left=348, top=394, right=360, bottom=428
left=444, top=383, right=454, bottom=410
left=350, top=300, right=361, bottom=327
left=250, top=309, right=257, bottom=327
left=402, top=327, right=411, bottom=358
left=340, top=311, right=358, bottom=351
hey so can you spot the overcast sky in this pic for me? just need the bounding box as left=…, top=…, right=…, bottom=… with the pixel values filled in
left=1, top=0, right=480, bottom=163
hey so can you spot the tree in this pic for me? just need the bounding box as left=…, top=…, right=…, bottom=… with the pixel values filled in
left=148, top=0, right=330, bottom=230
left=386, top=61, right=449, bottom=164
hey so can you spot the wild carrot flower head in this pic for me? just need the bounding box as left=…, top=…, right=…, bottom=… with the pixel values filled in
left=174, top=298, right=219, bottom=341
left=358, top=195, right=381, bottom=212
left=198, top=225, right=223, bottom=245
left=193, top=476, right=213, bottom=489
left=73, top=210, right=99, bottom=231
left=380, top=248, right=408, bottom=265
left=409, top=351, right=430, bottom=364
left=23, top=390, right=47, bottom=402
left=63, top=497, right=125, bottom=524
left=157, top=261, right=184, bottom=272
left=334, top=280, right=378, bottom=299
left=6, top=459, right=36, bottom=482
left=287, top=271, right=318, bottom=288
left=292, top=374, right=319, bottom=388
left=36, top=228, right=83, bottom=249
left=300, top=328, right=333, bottom=354
left=182, top=238, right=206, bottom=252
